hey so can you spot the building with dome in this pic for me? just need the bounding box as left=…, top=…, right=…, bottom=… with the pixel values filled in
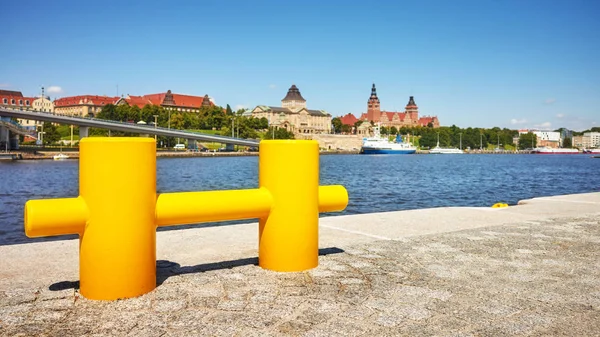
left=249, top=84, right=332, bottom=135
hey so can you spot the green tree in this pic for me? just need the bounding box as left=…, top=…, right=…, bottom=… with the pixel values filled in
left=390, top=126, right=398, bottom=135
left=562, top=137, right=572, bottom=148
left=115, top=104, right=131, bottom=122
left=518, top=132, right=537, bottom=150
left=331, top=117, right=342, bottom=134
left=42, top=122, right=61, bottom=145
left=353, top=120, right=363, bottom=134
left=129, top=106, right=141, bottom=122
left=226, top=104, right=233, bottom=116
left=170, top=113, right=185, bottom=130
left=418, top=129, right=438, bottom=148
left=341, top=124, right=352, bottom=133
left=97, top=104, right=116, bottom=120
left=259, top=117, right=269, bottom=129
left=141, top=104, right=161, bottom=125
left=264, top=127, right=295, bottom=140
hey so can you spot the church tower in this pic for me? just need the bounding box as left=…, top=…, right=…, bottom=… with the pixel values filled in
left=367, top=83, right=381, bottom=121
left=405, top=96, right=418, bottom=124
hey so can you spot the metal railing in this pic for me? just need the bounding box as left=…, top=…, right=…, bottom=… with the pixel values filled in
left=0, top=107, right=259, bottom=147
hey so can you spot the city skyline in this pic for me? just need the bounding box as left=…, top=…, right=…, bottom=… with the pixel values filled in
left=2, top=0, right=599, bottom=131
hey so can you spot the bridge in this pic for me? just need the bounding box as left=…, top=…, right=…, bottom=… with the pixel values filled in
left=0, top=107, right=259, bottom=150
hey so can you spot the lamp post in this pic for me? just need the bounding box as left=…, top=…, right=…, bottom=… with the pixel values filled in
left=480, top=133, right=483, bottom=151
left=38, top=124, right=45, bottom=146
left=153, top=115, right=158, bottom=140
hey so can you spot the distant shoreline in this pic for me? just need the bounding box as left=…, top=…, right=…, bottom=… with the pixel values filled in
left=10, top=149, right=362, bottom=160
left=6, top=149, right=543, bottom=160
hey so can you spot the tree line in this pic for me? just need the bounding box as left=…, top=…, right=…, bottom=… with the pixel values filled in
left=92, top=103, right=294, bottom=142
left=331, top=117, right=547, bottom=150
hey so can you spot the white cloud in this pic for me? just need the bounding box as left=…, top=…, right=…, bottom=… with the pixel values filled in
left=0, top=83, right=10, bottom=88
left=534, top=122, right=552, bottom=129
left=556, top=113, right=564, bottom=118
left=234, top=104, right=246, bottom=111
left=46, top=86, right=63, bottom=94
left=510, top=118, right=527, bottom=125
left=544, top=98, right=556, bottom=105
left=268, top=84, right=276, bottom=89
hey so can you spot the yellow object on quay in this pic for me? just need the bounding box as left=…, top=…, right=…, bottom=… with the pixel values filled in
left=492, top=203, right=509, bottom=208
left=24, top=138, right=348, bottom=300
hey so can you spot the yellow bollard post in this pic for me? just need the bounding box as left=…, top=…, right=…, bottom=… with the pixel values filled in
left=24, top=137, right=348, bottom=300
left=258, top=140, right=319, bottom=271
left=79, top=138, right=157, bottom=300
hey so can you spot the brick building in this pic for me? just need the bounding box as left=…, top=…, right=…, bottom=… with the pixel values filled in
left=116, top=90, right=214, bottom=111
left=54, top=95, right=120, bottom=117
left=341, top=84, right=440, bottom=129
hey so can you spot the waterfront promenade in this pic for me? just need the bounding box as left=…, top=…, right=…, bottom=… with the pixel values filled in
left=1, top=193, right=599, bottom=336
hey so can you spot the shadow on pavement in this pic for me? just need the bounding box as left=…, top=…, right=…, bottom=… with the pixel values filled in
left=156, top=246, right=345, bottom=286
left=48, top=247, right=345, bottom=291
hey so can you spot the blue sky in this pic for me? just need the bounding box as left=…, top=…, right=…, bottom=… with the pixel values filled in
left=2, top=0, right=599, bottom=130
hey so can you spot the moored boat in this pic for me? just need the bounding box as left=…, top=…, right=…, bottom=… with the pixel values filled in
left=429, top=133, right=463, bottom=154
left=53, top=153, right=70, bottom=160
left=532, top=147, right=579, bottom=154
left=583, top=148, right=600, bottom=154
left=360, top=125, right=416, bottom=155
left=429, top=146, right=464, bottom=154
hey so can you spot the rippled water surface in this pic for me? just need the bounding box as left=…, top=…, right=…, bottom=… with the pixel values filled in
left=1, top=154, right=599, bottom=245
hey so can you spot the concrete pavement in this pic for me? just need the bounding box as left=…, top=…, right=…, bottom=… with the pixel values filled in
left=1, top=192, right=599, bottom=336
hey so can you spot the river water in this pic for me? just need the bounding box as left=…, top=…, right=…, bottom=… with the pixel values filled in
left=1, top=154, right=599, bottom=245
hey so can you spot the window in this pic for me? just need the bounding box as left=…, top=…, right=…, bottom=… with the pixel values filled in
left=19, top=100, right=23, bottom=105
left=11, top=99, right=15, bottom=105
left=2, top=98, right=6, bottom=104
left=26, top=100, right=30, bottom=105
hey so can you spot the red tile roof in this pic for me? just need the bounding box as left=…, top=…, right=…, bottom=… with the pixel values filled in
left=122, top=95, right=152, bottom=108
left=381, top=111, right=407, bottom=121
left=142, top=92, right=214, bottom=108
left=0, top=90, right=24, bottom=97
left=418, top=116, right=439, bottom=126
left=339, top=113, right=358, bottom=126
left=54, top=95, right=120, bottom=107
left=141, top=93, right=166, bottom=106
left=53, top=92, right=214, bottom=110
left=1, top=91, right=35, bottom=107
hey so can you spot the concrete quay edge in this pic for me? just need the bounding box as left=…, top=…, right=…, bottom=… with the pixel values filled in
left=1, top=192, right=599, bottom=336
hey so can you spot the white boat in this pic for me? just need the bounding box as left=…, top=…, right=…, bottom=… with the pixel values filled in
left=53, top=153, right=70, bottom=160
left=429, top=134, right=463, bottom=154
left=532, top=147, right=579, bottom=154
left=583, top=148, right=600, bottom=154
left=360, top=124, right=416, bottom=155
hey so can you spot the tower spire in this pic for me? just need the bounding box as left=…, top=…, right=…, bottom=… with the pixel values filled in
left=369, top=83, right=379, bottom=103
left=366, top=83, right=381, bottom=122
